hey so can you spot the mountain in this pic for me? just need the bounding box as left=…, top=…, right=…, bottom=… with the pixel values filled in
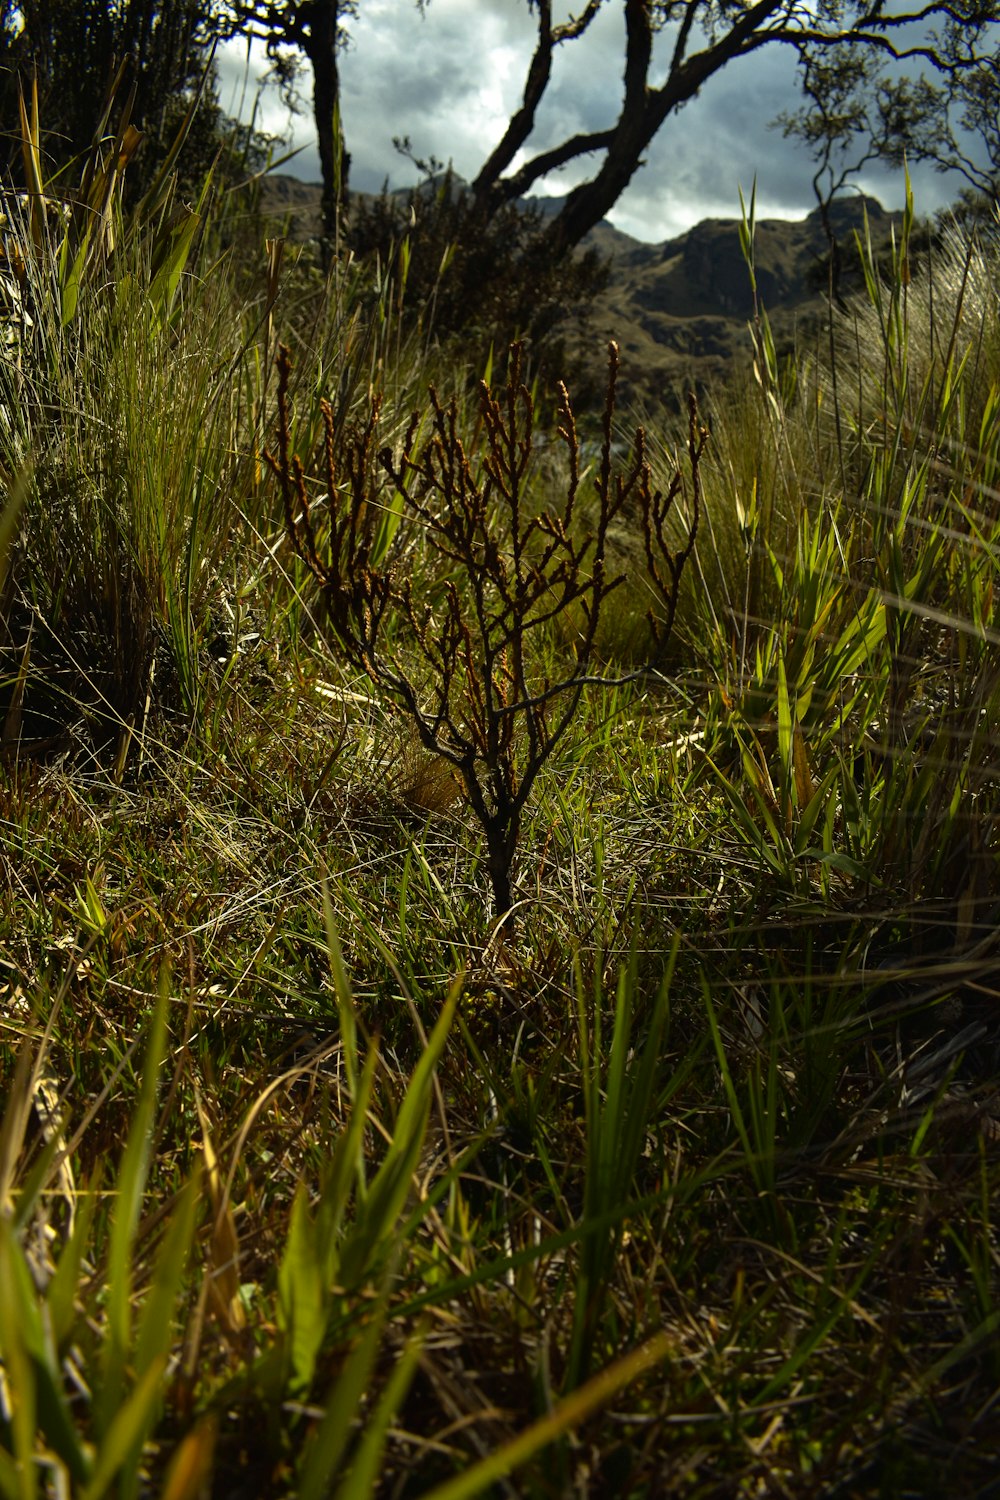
left=254, top=176, right=900, bottom=409
left=577, top=194, right=901, bottom=408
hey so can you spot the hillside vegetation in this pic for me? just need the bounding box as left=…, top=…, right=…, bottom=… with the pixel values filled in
left=1, top=131, right=999, bottom=1500
left=259, top=175, right=903, bottom=409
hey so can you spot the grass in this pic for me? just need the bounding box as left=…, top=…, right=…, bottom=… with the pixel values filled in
left=0, top=145, right=999, bottom=1498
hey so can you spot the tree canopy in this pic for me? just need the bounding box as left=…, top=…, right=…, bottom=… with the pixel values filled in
left=213, top=1, right=1000, bottom=255
left=7, top=3, right=994, bottom=252
left=779, top=19, right=1000, bottom=221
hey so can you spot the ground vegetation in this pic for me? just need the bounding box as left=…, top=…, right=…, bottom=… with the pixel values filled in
left=0, top=1, right=218, bottom=191
left=0, top=83, right=999, bottom=1498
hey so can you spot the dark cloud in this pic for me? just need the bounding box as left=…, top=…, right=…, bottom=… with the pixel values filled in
left=216, top=2, right=985, bottom=242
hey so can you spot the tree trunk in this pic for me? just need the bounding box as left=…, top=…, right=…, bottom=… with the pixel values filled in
left=537, top=0, right=785, bottom=256
left=541, top=113, right=652, bottom=257
left=307, top=0, right=349, bottom=248
left=538, top=0, right=655, bottom=256
left=471, top=0, right=602, bottom=220
left=485, top=813, right=520, bottom=918
left=471, top=2, right=554, bottom=215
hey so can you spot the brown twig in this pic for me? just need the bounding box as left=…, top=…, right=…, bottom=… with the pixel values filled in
left=266, top=341, right=706, bottom=917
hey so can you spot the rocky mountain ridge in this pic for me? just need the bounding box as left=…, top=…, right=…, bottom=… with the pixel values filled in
left=256, top=175, right=901, bottom=407
left=582, top=193, right=901, bottom=406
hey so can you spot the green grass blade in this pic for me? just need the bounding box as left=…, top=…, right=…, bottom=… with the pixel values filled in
left=322, top=884, right=358, bottom=1097
left=0, top=1449, right=30, bottom=1500
left=297, top=1293, right=392, bottom=1500
left=149, top=197, right=209, bottom=324
left=0, top=1219, right=90, bottom=1487
left=316, top=1042, right=379, bottom=1248
left=0, top=1227, right=37, bottom=1500
left=98, top=971, right=171, bottom=1436
left=81, top=1356, right=167, bottom=1500
left=421, top=1331, right=674, bottom=1500
left=339, top=988, right=457, bottom=1289
left=46, top=1182, right=100, bottom=1350
left=333, top=1328, right=423, bottom=1500
left=133, top=1173, right=199, bottom=1382
left=277, top=1185, right=326, bottom=1395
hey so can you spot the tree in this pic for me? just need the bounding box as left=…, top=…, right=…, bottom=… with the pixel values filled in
left=498, top=1, right=1000, bottom=256
left=217, top=1, right=356, bottom=244
left=779, top=33, right=1000, bottom=229
left=0, top=1, right=216, bottom=185
left=221, top=0, right=1000, bottom=259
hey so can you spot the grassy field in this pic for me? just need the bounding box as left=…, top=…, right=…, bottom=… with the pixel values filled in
left=1, top=126, right=999, bottom=1499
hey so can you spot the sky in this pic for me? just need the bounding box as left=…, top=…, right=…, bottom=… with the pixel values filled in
left=216, top=0, right=993, bottom=244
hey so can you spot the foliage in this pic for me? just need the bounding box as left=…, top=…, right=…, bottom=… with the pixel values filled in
left=9, top=70, right=213, bottom=331
left=0, top=948, right=455, bottom=1498
left=781, top=26, right=1000, bottom=216
left=0, top=78, right=260, bottom=757
left=348, top=171, right=610, bottom=387
left=1, top=122, right=1000, bottom=1497
left=0, top=0, right=217, bottom=193
left=215, top=0, right=355, bottom=244
left=217, top=0, right=1000, bottom=259
left=688, top=178, right=1000, bottom=930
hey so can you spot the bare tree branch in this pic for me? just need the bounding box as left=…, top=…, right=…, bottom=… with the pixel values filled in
left=472, top=0, right=604, bottom=211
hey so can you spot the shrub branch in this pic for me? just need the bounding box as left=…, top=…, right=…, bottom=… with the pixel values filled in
left=266, top=340, right=707, bottom=917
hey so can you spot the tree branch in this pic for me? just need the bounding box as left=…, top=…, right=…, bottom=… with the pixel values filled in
left=471, top=0, right=605, bottom=211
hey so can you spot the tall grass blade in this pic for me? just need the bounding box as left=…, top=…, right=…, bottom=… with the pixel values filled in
left=296, top=1289, right=392, bottom=1500
left=333, top=1329, right=423, bottom=1500
left=97, top=971, right=171, bottom=1436
left=0, top=1219, right=90, bottom=1486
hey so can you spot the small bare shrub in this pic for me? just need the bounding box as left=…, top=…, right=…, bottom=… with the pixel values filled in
left=267, top=342, right=706, bottom=916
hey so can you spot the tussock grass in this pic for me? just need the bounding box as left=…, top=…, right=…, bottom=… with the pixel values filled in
left=1, top=159, right=999, bottom=1499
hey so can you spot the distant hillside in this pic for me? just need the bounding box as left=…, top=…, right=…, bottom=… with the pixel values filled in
left=579, top=195, right=902, bottom=408
left=255, top=176, right=901, bottom=409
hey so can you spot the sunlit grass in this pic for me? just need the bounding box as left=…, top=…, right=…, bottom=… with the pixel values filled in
left=0, top=159, right=998, bottom=1498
